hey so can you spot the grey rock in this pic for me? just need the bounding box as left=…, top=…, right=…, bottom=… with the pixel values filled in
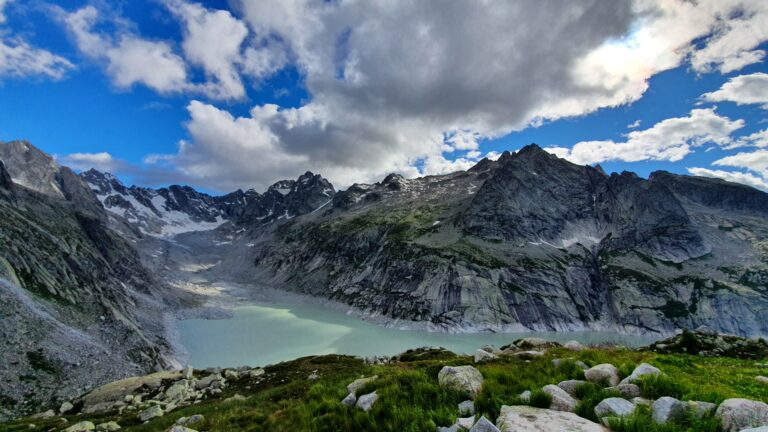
left=223, top=369, right=239, bottom=380
left=687, top=401, right=716, bottom=417
left=542, top=384, right=578, bottom=412
left=652, top=397, right=687, bottom=424
left=438, top=366, right=484, bottom=399
left=469, top=416, right=499, bottom=432
left=757, top=376, right=768, bottom=385
left=564, top=341, right=586, bottom=351
left=138, top=405, right=164, bottom=422
left=437, top=425, right=460, bottom=432
left=716, top=398, right=768, bottom=432
left=739, top=428, right=768, bottom=432
left=59, top=401, right=74, bottom=414
left=620, top=363, right=661, bottom=385
left=557, top=380, right=588, bottom=397
left=458, top=400, right=475, bottom=416
left=474, top=349, right=497, bottom=363
left=96, top=421, right=121, bottom=431
left=585, top=364, right=619, bottom=386
left=519, top=390, right=531, bottom=403
left=511, top=351, right=545, bottom=359
left=347, top=376, right=378, bottom=395
left=63, top=421, right=96, bottom=432
left=607, top=384, right=641, bottom=398
left=355, top=391, right=378, bottom=412
left=497, top=405, right=608, bottom=431
left=595, top=397, right=636, bottom=419
left=631, top=397, right=652, bottom=406
left=167, top=427, right=198, bottom=432
left=456, top=417, right=475, bottom=430
left=341, top=393, right=357, bottom=407
left=175, top=415, right=204, bottom=426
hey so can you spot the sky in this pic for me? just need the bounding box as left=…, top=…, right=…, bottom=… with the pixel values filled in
left=0, top=0, right=767, bottom=194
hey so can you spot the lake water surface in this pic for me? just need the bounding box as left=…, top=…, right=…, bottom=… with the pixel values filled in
left=178, top=301, right=660, bottom=368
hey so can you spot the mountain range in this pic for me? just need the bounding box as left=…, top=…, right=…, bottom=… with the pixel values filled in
left=0, top=139, right=766, bottom=419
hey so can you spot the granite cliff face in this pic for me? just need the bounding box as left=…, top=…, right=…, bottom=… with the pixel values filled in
left=245, top=145, right=768, bottom=337
left=0, top=141, right=176, bottom=420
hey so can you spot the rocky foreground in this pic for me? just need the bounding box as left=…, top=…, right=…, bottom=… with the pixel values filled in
left=2, top=331, right=767, bottom=432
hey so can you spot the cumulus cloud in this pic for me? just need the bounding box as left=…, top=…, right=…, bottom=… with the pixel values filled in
left=164, top=0, right=249, bottom=100
left=688, top=148, right=768, bottom=192
left=60, top=152, right=129, bottom=173
left=0, top=37, right=73, bottom=79
left=0, top=0, right=73, bottom=80
left=147, top=0, right=768, bottom=191
left=687, top=167, right=768, bottom=191
left=60, top=6, right=189, bottom=94
left=723, top=128, right=768, bottom=150
left=0, top=0, right=10, bottom=24
left=545, top=108, right=744, bottom=165
left=701, top=73, right=768, bottom=108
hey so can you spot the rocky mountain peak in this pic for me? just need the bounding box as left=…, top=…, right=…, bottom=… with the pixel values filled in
left=649, top=170, right=768, bottom=215
left=0, top=159, right=12, bottom=192
left=0, top=140, right=66, bottom=198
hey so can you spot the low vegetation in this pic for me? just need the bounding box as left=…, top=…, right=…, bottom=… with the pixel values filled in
left=2, top=342, right=767, bottom=432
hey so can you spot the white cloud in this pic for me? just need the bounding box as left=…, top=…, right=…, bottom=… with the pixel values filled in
left=701, top=73, right=768, bottom=108
left=688, top=149, right=768, bottom=192
left=0, top=0, right=10, bottom=24
left=724, top=128, right=768, bottom=150
left=0, top=37, right=73, bottom=79
left=60, top=152, right=127, bottom=173
left=687, top=167, right=768, bottom=191
left=689, top=2, right=768, bottom=73
left=61, top=6, right=189, bottom=94
left=627, top=120, right=641, bottom=129
left=714, top=149, right=768, bottom=175
left=0, top=0, right=73, bottom=80
left=546, top=108, right=744, bottom=165
left=164, top=0, right=249, bottom=100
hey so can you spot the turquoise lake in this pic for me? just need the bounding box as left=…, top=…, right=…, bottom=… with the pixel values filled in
left=177, top=301, right=659, bottom=368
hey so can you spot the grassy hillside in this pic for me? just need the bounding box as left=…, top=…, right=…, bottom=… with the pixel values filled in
left=2, top=345, right=766, bottom=432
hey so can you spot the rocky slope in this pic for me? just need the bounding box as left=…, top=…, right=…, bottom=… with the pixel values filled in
left=243, top=145, right=768, bottom=337
left=0, top=141, right=179, bottom=421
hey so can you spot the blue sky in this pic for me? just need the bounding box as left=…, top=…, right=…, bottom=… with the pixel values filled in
left=1, top=0, right=767, bottom=193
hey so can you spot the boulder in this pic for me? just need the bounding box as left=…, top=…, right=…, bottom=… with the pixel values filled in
left=474, top=349, right=497, bottom=363
left=739, top=428, right=768, bottom=432
left=514, top=338, right=561, bottom=350
left=557, top=380, right=587, bottom=397
left=63, top=422, right=96, bottom=432
left=457, top=417, right=475, bottom=430
left=438, top=366, right=484, bottom=399
left=564, top=340, right=585, bottom=351
left=96, top=421, right=121, bottom=431
left=716, top=398, right=768, bottom=432
left=519, top=390, right=531, bottom=403
left=620, top=363, right=661, bottom=385
left=469, top=416, right=499, bottom=432
left=585, top=364, right=619, bottom=386
left=81, top=370, right=183, bottom=414
left=175, top=415, right=204, bottom=426
left=60, top=401, right=74, bottom=414
left=223, top=369, right=239, bottom=380
left=757, top=376, right=768, bottom=385
left=542, top=384, right=578, bottom=412
left=687, top=401, right=716, bottom=418
left=481, top=345, right=496, bottom=353
left=594, top=397, right=635, bottom=419
left=341, top=393, right=357, bottom=407
left=607, top=384, right=641, bottom=398
left=575, top=361, right=589, bottom=370
left=248, top=368, right=265, bottom=378
left=183, top=366, right=193, bottom=380
left=652, top=397, right=688, bottom=424
left=437, top=425, right=460, bottom=432
left=165, top=380, right=189, bottom=401
left=167, top=427, right=197, bottom=432
left=496, top=405, right=608, bottom=432
left=347, top=376, right=378, bottom=395
left=355, top=391, right=378, bottom=412
left=459, top=400, right=476, bottom=416
left=138, top=405, right=164, bottom=422
left=631, top=397, right=652, bottom=407
left=512, top=351, right=545, bottom=359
